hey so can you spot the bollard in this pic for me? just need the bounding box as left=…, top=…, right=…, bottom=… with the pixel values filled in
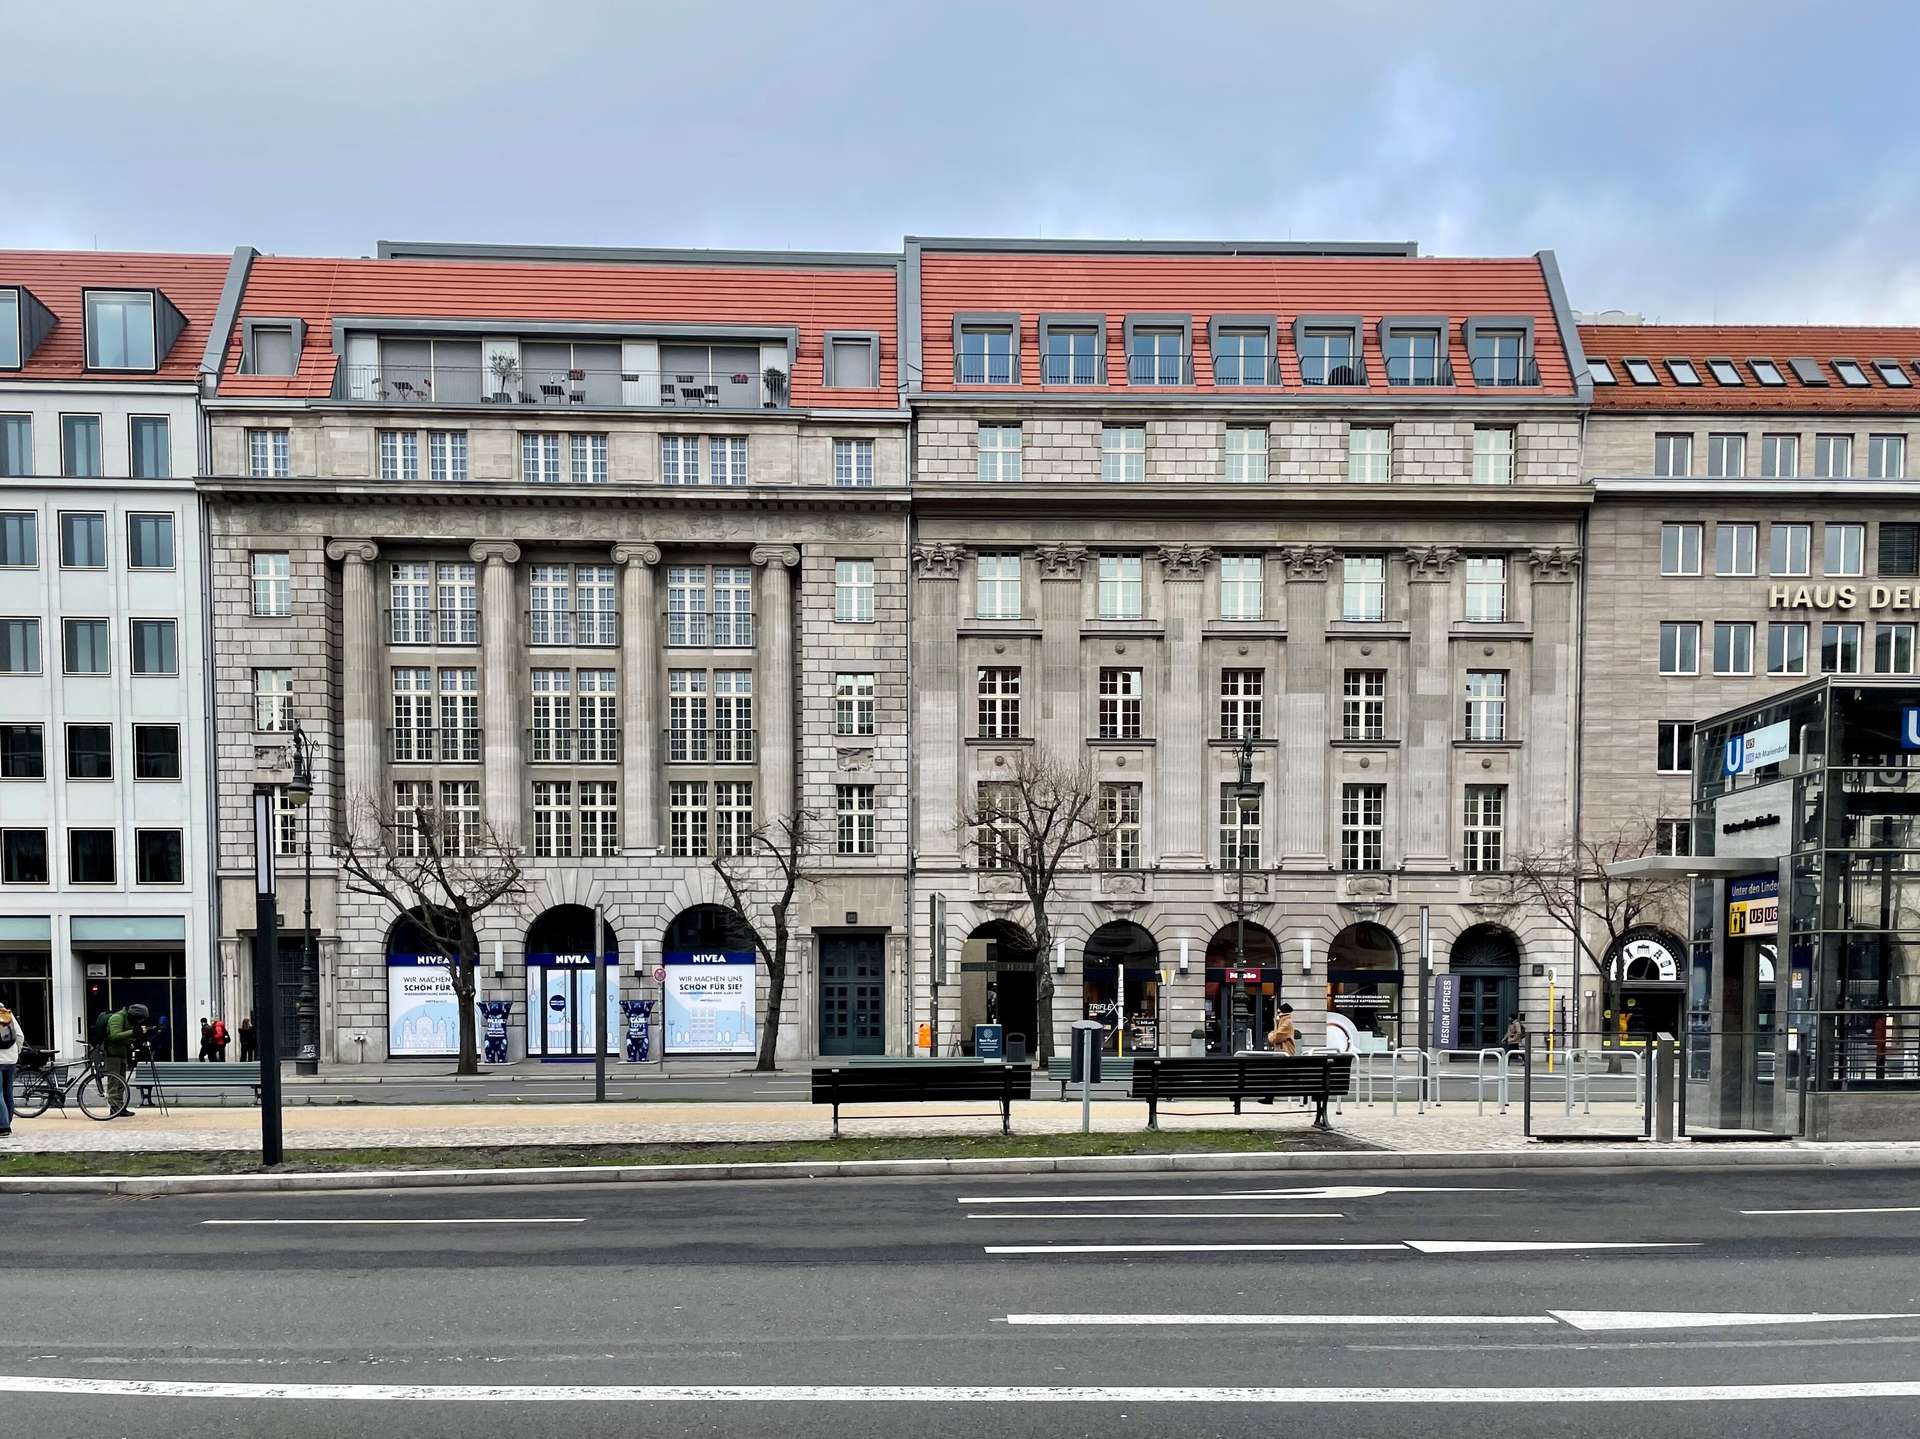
left=1653, top=1031, right=1677, bottom=1141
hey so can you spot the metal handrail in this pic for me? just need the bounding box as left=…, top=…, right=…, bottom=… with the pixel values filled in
left=1384, top=357, right=1457, bottom=386
left=525, top=608, right=620, bottom=647
left=384, top=726, right=483, bottom=764
left=385, top=606, right=480, bottom=647
left=662, top=726, right=758, bottom=764
left=1125, top=352, right=1195, bottom=386
left=525, top=726, right=623, bottom=765
left=1470, top=356, right=1541, bottom=387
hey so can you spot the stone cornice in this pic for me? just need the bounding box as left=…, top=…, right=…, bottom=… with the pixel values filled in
left=324, top=539, right=379, bottom=564
left=1528, top=544, right=1583, bottom=580
left=611, top=542, right=662, bottom=567
left=1276, top=543, right=1335, bottom=580
left=468, top=540, right=522, bottom=566
left=1403, top=543, right=1462, bottom=580
left=912, top=542, right=967, bottom=580
left=1155, top=544, right=1216, bottom=580
left=750, top=544, right=800, bottom=568
left=1033, top=543, right=1091, bottom=580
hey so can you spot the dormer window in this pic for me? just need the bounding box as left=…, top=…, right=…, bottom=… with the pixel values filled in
left=85, top=289, right=162, bottom=371
left=241, top=319, right=305, bottom=377
left=1467, top=322, right=1536, bottom=386
left=1707, top=358, right=1742, bottom=385
left=955, top=317, right=1018, bottom=385
left=1041, top=316, right=1103, bottom=385
left=1297, top=321, right=1363, bottom=385
left=0, top=289, right=18, bottom=369
left=1384, top=327, right=1447, bottom=386
left=823, top=332, right=878, bottom=388
left=1623, top=357, right=1658, bottom=385
left=1125, top=318, right=1191, bottom=385
left=1211, top=325, right=1273, bottom=387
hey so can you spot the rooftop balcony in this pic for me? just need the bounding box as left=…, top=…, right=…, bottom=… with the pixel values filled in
left=335, top=364, right=791, bottom=410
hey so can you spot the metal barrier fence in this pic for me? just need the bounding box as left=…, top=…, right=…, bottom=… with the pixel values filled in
left=1522, top=1035, right=1653, bottom=1140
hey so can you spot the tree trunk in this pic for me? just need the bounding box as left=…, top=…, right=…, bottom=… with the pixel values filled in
left=1031, top=917, right=1055, bottom=1064
left=757, top=922, right=787, bottom=1073
left=454, top=948, right=479, bottom=1077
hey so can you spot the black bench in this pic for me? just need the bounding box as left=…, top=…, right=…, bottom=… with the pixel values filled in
left=810, top=1063, right=1033, bottom=1138
left=1043, top=1055, right=1135, bottom=1098
left=134, top=1061, right=263, bottom=1106
left=1131, top=1055, right=1354, bottom=1132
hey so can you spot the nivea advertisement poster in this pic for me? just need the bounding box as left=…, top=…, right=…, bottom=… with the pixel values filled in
left=387, top=955, right=460, bottom=1057
left=663, top=951, right=756, bottom=1055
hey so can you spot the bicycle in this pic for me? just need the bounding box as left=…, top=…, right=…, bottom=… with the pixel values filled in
left=11, top=1044, right=131, bottom=1121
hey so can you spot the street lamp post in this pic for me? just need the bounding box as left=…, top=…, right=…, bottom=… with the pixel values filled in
left=250, top=787, right=285, bottom=1165
left=1232, top=733, right=1260, bottom=1053
left=286, top=723, right=320, bottom=1076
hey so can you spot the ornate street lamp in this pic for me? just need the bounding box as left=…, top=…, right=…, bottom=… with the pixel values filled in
left=1232, top=733, right=1260, bottom=1052
left=285, top=722, right=319, bottom=1076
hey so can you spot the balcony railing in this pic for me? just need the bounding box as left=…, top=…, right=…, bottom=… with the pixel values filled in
left=1299, top=358, right=1369, bottom=386
left=1385, top=357, right=1458, bottom=387
left=1211, top=355, right=1281, bottom=387
left=1126, top=352, right=1195, bottom=386
left=336, top=364, right=789, bottom=411
left=526, top=726, right=622, bottom=765
left=664, top=726, right=758, bottom=765
left=526, top=608, right=620, bottom=648
left=1471, top=355, right=1541, bottom=387
left=386, top=607, right=480, bottom=647
left=386, top=726, right=483, bottom=764
left=1040, top=353, right=1102, bottom=385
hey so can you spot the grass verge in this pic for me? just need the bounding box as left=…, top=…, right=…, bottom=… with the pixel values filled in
left=0, top=1125, right=1375, bottom=1178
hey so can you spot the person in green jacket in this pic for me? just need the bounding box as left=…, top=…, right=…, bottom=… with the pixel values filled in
left=101, top=1004, right=148, bottom=1115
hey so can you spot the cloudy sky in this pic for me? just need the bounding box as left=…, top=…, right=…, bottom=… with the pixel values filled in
left=8, top=1, right=1916, bottom=321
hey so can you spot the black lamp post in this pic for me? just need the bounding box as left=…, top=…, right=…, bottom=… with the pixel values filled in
left=286, top=722, right=320, bottom=1077
left=1232, top=733, right=1260, bottom=1052
left=250, top=786, right=284, bottom=1165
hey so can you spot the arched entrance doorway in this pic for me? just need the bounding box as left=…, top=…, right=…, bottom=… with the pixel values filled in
left=1606, top=925, right=1687, bottom=1044
left=1328, top=922, right=1403, bottom=1047
left=1083, top=921, right=1160, bottom=1055
left=1204, top=921, right=1281, bottom=1054
left=523, top=905, right=618, bottom=1060
left=385, top=906, right=460, bottom=1058
left=661, top=904, right=759, bottom=1057
left=1451, top=924, right=1521, bottom=1050
left=960, top=920, right=1038, bottom=1059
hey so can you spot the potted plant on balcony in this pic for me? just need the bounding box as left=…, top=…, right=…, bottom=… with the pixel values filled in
left=763, top=365, right=788, bottom=408
left=488, top=353, right=521, bottom=403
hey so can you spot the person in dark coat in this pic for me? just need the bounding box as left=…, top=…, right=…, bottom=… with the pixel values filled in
left=197, top=1018, right=215, bottom=1062
left=238, top=1016, right=257, bottom=1062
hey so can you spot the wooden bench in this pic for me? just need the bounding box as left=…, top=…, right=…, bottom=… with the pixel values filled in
left=810, top=1063, right=1033, bottom=1138
left=1043, top=1055, right=1135, bottom=1098
left=1131, top=1055, right=1354, bottom=1132
left=133, top=1061, right=263, bottom=1106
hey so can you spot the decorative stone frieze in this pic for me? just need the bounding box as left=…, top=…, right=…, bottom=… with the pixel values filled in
left=1033, top=543, right=1091, bottom=580
left=911, top=542, right=967, bottom=579
left=1276, top=543, right=1336, bottom=580
left=1403, top=543, right=1462, bottom=579
left=1155, top=543, right=1216, bottom=580
left=1527, top=545, right=1582, bottom=580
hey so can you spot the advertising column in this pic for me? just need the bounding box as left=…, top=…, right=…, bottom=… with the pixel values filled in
left=663, top=951, right=757, bottom=1055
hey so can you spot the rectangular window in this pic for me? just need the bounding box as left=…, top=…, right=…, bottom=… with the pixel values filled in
left=133, top=723, right=180, bottom=781
left=1658, top=621, right=1700, bottom=675
left=390, top=667, right=435, bottom=762
left=428, top=430, right=469, bottom=484
left=0, top=292, right=15, bottom=368
left=127, top=512, right=174, bottom=569
left=1464, top=555, right=1507, bottom=622
left=1044, top=325, right=1101, bottom=386
left=68, top=829, right=116, bottom=885
left=390, top=781, right=424, bottom=860
left=248, top=428, right=290, bottom=479
left=1656, top=819, right=1693, bottom=857
left=1880, top=523, right=1919, bottom=578
left=248, top=323, right=297, bottom=376
left=835, top=784, right=876, bottom=856
left=523, top=433, right=565, bottom=484
left=572, top=668, right=617, bottom=764
left=1624, top=357, right=1659, bottom=385
left=573, top=564, right=616, bottom=647
left=1385, top=328, right=1444, bottom=386
left=65, top=724, right=113, bottom=780
left=1470, top=329, right=1529, bottom=385
left=1342, top=669, right=1387, bottom=742
left=85, top=290, right=155, bottom=369
left=254, top=668, right=291, bottom=733
left=667, top=567, right=709, bottom=647
left=1342, top=554, right=1385, bottom=621
left=835, top=560, right=875, bottom=623
left=439, top=780, right=482, bottom=858
left=378, top=430, right=419, bottom=484
left=833, top=438, right=875, bottom=488
left=437, top=562, right=477, bottom=644
left=975, top=552, right=1022, bottom=619
left=63, top=619, right=109, bottom=675
left=1825, top=523, right=1865, bottom=578
left=0, top=724, right=45, bottom=779
left=0, top=512, right=33, bottom=567
left=1708, top=360, right=1740, bottom=386
left=1101, top=424, right=1145, bottom=482
left=977, top=666, right=1021, bottom=740
left=977, top=424, right=1022, bottom=482
left=1347, top=425, right=1391, bottom=483
left=1770, top=523, right=1811, bottom=576
left=1712, top=620, right=1754, bottom=675
left=0, top=618, right=40, bottom=674
left=1472, top=426, right=1515, bottom=484
left=1097, top=668, right=1143, bottom=739
left=530, top=669, right=573, bottom=763
left=1814, top=434, right=1852, bottom=478
left=1219, top=782, right=1261, bottom=867
left=1706, top=433, right=1746, bottom=478
left=1876, top=622, right=1917, bottom=676
left=0, top=416, right=28, bottom=477
left=1, top=830, right=48, bottom=885
left=1463, top=786, right=1505, bottom=872
left=565, top=433, right=607, bottom=485
left=1219, top=668, right=1263, bottom=740
left=1767, top=622, right=1808, bottom=676
left=135, top=829, right=184, bottom=886
left=1868, top=433, right=1906, bottom=479
left=129, top=416, right=171, bottom=479
left=1300, top=328, right=1358, bottom=385
left=708, top=435, right=748, bottom=487
left=957, top=325, right=1016, bottom=385
left=1660, top=522, right=1702, bottom=576
left=1340, top=783, right=1385, bottom=871
left=710, top=566, right=753, bottom=648
left=827, top=336, right=876, bottom=389
left=390, top=561, right=434, bottom=645
left=834, top=673, right=875, bottom=737
left=1653, top=432, right=1692, bottom=477
left=975, top=783, right=1018, bottom=870
left=1127, top=327, right=1187, bottom=385
left=439, top=667, right=480, bottom=762
left=1213, top=328, right=1270, bottom=386
left=1097, top=554, right=1142, bottom=619
left=1761, top=434, right=1799, bottom=478
left=713, top=780, right=753, bottom=858
left=60, top=512, right=106, bottom=568
left=578, top=779, right=619, bottom=858
left=533, top=780, right=575, bottom=859
left=667, top=670, right=708, bottom=762
left=129, top=619, right=177, bottom=675
left=1464, top=670, right=1507, bottom=742
left=1656, top=720, right=1693, bottom=774
left=1714, top=523, right=1756, bottom=577
left=1100, top=783, right=1142, bottom=869
left=1219, top=553, right=1263, bottom=619
left=1224, top=425, right=1268, bottom=482
left=1823, top=622, right=1864, bottom=675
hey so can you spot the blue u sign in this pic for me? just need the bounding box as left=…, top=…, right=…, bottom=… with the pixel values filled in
left=1723, top=737, right=1744, bottom=775
left=1904, top=706, right=1920, bottom=751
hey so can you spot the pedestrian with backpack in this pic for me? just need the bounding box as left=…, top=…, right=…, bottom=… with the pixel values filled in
left=98, top=1004, right=147, bottom=1115
left=197, top=1018, right=214, bottom=1062
left=0, top=1002, right=21, bottom=1136
left=212, top=1016, right=230, bottom=1061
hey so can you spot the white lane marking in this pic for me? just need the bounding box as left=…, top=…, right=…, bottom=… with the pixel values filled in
left=1741, top=1205, right=1920, bottom=1216
left=959, top=1186, right=1510, bottom=1206
left=986, top=1243, right=1405, bottom=1255
left=4, top=1375, right=1920, bottom=1403
left=969, top=1212, right=1345, bottom=1221
left=1407, top=1241, right=1697, bottom=1254
left=199, top=1219, right=587, bottom=1227
left=1552, top=1310, right=1920, bottom=1332
left=1008, top=1314, right=1553, bottom=1327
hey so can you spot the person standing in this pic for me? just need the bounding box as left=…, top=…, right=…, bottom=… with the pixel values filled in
left=238, top=1015, right=257, bottom=1063
left=0, top=1002, right=21, bottom=1136
left=197, top=1018, right=215, bottom=1063
left=100, top=1003, right=146, bottom=1116
left=1504, top=1015, right=1529, bottom=1067
left=211, top=1016, right=229, bottom=1061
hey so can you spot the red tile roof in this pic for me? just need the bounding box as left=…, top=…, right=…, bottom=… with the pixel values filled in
left=917, top=251, right=1575, bottom=395
left=0, top=250, right=231, bottom=382
left=219, top=256, right=899, bottom=407
left=1581, top=324, right=1920, bottom=412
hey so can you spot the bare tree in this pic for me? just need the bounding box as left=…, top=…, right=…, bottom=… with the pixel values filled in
left=710, top=809, right=824, bottom=1073
left=955, top=746, right=1119, bottom=1064
left=1503, top=814, right=1690, bottom=1041
left=334, top=790, right=526, bottom=1076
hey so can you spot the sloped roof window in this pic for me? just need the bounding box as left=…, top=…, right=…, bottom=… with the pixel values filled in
left=1832, top=358, right=1870, bottom=387
left=1587, top=357, right=1616, bottom=384
left=1622, top=357, right=1658, bottom=385
left=1666, top=358, right=1701, bottom=385
left=1872, top=359, right=1911, bottom=388
left=1788, top=357, right=1827, bottom=386
left=1749, top=358, right=1785, bottom=386
left=1707, top=358, right=1742, bottom=385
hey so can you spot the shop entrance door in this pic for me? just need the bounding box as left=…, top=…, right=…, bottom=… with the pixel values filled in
left=1456, top=972, right=1517, bottom=1050
left=81, top=952, right=188, bottom=1060
left=1206, top=968, right=1279, bottom=1053
left=0, top=953, right=53, bottom=1049
left=818, top=934, right=885, bottom=1056
left=525, top=956, right=616, bottom=1059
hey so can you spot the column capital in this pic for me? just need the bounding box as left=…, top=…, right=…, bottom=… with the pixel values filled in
left=1527, top=545, right=1583, bottom=581
left=750, top=544, right=800, bottom=569
left=612, top=542, right=662, bottom=568
left=325, top=539, right=379, bottom=565
left=911, top=542, right=967, bottom=580
left=1033, top=543, right=1090, bottom=581
left=1276, top=543, right=1335, bottom=580
left=1403, top=543, right=1461, bottom=580
left=1156, top=543, right=1216, bottom=580
left=468, top=540, right=522, bottom=567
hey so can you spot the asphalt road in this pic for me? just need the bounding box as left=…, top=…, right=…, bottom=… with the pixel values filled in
left=4, top=1161, right=1917, bottom=1436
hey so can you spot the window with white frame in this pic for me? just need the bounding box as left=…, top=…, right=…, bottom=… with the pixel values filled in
left=575, top=565, right=616, bottom=646
left=379, top=430, right=419, bottom=484
left=1342, top=669, right=1386, bottom=741
left=579, top=779, right=619, bottom=857
left=1219, top=553, right=1263, bottom=619
left=1219, top=668, right=1263, bottom=740
left=576, top=669, right=618, bottom=763
left=1768, top=621, right=1808, bottom=676
left=1097, top=668, right=1143, bottom=739
left=1657, top=818, right=1693, bottom=857
left=975, top=552, right=1021, bottom=619
left=1464, top=670, right=1507, bottom=741
left=834, top=438, right=874, bottom=488
left=1097, top=554, right=1142, bottom=619
left=273, top=786, right=301, bottom=859
left=390, top=667, right=434, bottom=761
left=1100, top=783, right=1141, bottom=868
left=439, top=668, right=479, bottom=761
left=713, top=670, right=752, bottom=762
left=977, top=424, right=1022, bottom=482
left=1868, top=433, right=1906, bottom=479
left=437, top=562, right=477, bottom=645
left=1825, top=523, right=1865, bottom=577
left=1224, top=424, right=1268, bottom=482
left=1876, top=622, right=1917, bottom=675
left=521, top=433, right=563, bottom=484
left=667, top=567, right=709, bottom=646
left=1761, top=434, right=1799, bottom=478
left=1656, top=720, right=1693, bottom=774
left=389, top=562, right=433, bottom=645
left=1653, top=432, right=1692, bottom=477
left=835, top=559, right=875, bottom=622
left=254, top=668, right=292, bottom=733
left=1340, top=783, right=1385, bottom=870
left=1713, top=620, right=1754, bottom=675
left=712, top=566, right=753, bottom=647
left=669, top=780, right=708, bottom=858
left=714, top=780, right=754, bottom=857
left=667, top=670, right=708, bottom=762
left=1706, top=433, right=1746, bottom=478
left=1463, top=785, right=1505, bottom=872
left=1659, top=621, right=1700, bottom=675
left=957, top=325, right=1016, bottom=385
left=975, top=783, right=1018, bottom=870
left=1300, top=328, right=1359, bottom=385
left=1770, top=523, right=1811, bottom=576
left=248, top=428, right=289, bottom=479
left=1714, top=523, right=1756, bottom=577
left=708, top=436, right=748, bottom=486
left=440, top=780, right=481, bottom=858
left=428, top=430, right=468, bottom=483
left=1822, top=621, right=1863, bottom=674
left=1660, top=522, right=1702, bottom=576
left=570, top=433, right=609, bottom=485
left=1219, top=782, right=1261, bottom=867
left=836, top=784, right=876, bottom=856
left=660, top=435, right=699, bottom=486
left=1342, top=554, right=1385, bottom=621
left=1464, top=555, right=1507, bottom=622
left=1814, top=434, right=1852, bottom=478
left=1101, top=425, right=1145, bottom=483
left=391, top=780, right=425, bottom=859
left=533, top=780, right=575, bottom=859
left=1472, top=426, right=1515, bottom=484
left=530, top=669, right=573, bottom=763
left=1348, top=425, right=1391, bottom=483
left=835, top=672, right=875, bottom=736
left=251, top=552, right=290, bottom=617
left=529, top=565, right=573, bottom=646
left=977, top=666, right=1021, bottom=739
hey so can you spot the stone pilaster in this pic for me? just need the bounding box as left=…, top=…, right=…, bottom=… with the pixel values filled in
left=1156, top=544, right=1214, bottom=867
left=613, top=542, right=662, bottom=852
left=469, top=540, right=523, bottom=848
left=1525, top=546, right=1582, bottom=854
left=912, top=543, right=966, bottom=864
left=1034, top=543, right=1089, bottom=756
left=1403, top=544, right=1461, bottom=870
left=325, top=539, right=380, bottom=836
left=1277, top=544, right=1333, bottom=867
left=751, top=545, right=800, bottom=819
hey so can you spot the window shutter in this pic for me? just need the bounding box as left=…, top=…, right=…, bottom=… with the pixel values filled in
left=1878, top=523, right=1919, bottom=578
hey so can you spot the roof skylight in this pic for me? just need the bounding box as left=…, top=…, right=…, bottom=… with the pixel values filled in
left=1788, top=357, right=1827, bottom=385
left=1622, top=357, right=1658, bottom=385
left=1587, top=358, right=1616, bottom=384
left=1873, top=359, right=1912, bottom=388
left=1666, top=358, right=1701, bottom=385
left=1832, top=358, right=1870, bottom=387
left=1707, top=358, right=1742, bottom=385
left=1749, top=358, right=1785, bottom=386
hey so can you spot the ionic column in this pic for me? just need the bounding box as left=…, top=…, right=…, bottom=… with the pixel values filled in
left=1277, top=545, right=1332, bottom=868
left=912, top=543, right=966, bottom=864
left=1157, top=544, right=1214, bottom=867
left=1034, top=544, right=1089, bottom=756
left=325, top=539, right=380, bottom=834
left=1525, top=546, right=1583, bottom=855
left=1403, top=545, right=1460, bottom=871
left=751, top=545, right=800, bottom=819
left=469, top=541, right=523, bottom=848
left=613, top=543, right=662, bottom=852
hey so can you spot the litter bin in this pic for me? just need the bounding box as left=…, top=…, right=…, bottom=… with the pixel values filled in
left=1006, top=1034, right=1028, bottom=1065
